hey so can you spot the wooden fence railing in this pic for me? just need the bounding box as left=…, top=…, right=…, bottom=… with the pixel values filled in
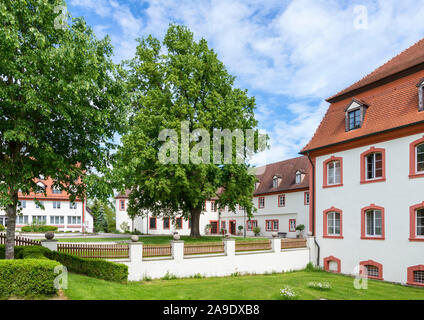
left=57, top=243, right=129, bottom=259
left=235, top=240, right=272, bottom=252
left=281, top=238, right=307, bottom=249
left=0, top=233, right=41, bottom=246
left=143, top=244, right=172, bottom=258
left=184, top=242, right=225, bottom=255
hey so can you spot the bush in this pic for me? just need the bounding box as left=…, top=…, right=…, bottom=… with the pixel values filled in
left=0, top=224, right=5, bottom=232
left=0, top=258, right=60, bottom=298
left=45, top=251, right=128, bottom=283
left=253, top=226, right=261, bottom=236
left=21, top=225, right=58, bottom=233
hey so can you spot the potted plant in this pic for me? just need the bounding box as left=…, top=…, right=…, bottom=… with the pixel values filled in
left=253, top=226, right=261, bottom=237
left=237, top=225, right=243, bottom=236
left=296, top=224, right=305, bottom=238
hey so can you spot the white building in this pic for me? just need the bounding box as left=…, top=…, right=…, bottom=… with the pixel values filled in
left=115, top=156, right=310, bottom=238
left=0, top=177, right=93, bottom=233
left=301, top=38, right=424, bottom=285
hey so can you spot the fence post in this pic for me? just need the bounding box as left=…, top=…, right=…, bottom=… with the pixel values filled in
left=223, top=239, right=235, bottom=257
left=271, top=237, right=281, bottom=253
left=171, top=240, right=184, bottom=261
left=41, top=240, right=58, bottom=251
left=129, top=242, right=143, bottom=262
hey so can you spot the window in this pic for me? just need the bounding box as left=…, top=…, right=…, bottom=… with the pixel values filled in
left=348, top=109, right=361, bottom=130
left=18, top=200, right=26, bottom=209
left=289, top=219, right=296, bottom=232
left=69, top=202, right=77, bottom=209
left=418, top=79, right=424, bottom=111
left=176, top=217, right=183, bottom=229
left=35, top=201, right=44, bottom=209
left=324, top=256, right=341, bottom=273
left=163, top=217, right=170, bottom=229
left=67, top=216, right=81, bottom=225
left=360, top=147, right=386, bottom=184
left=278, top=195, right=285, bottom=207
left=304, top=192, right=310, bottom=205
left=258, top=197, right=265, bottom=209
left=407, top=265, right=424, bottom=286
left=246, top=220, right=258, bottom=231
left=52, top=187, right=61, bottom=194
left=0, top=216, right=7, bottom=227
left=36, top=182, right=46, bottom=193
left=33, top=216, right=46, bottom=224
left=53, top=201, right=61, bottom=209
left=239, top=205, right=244, bottom=211
left=211, top=201, right=217, bottom=212
left=409, top=202, right=424, bottom=241
left=360, top=260, right=383, bottom=280
left=16, top=215, right=28, bottom=225
left=50, top=216, right=64, bottom=225
left=272, top=176, right=279, bottom=188
left=328, top=161, right=341, bottom=185
left=265, top=219, right=278, bottom=231
left=323, top=207, right=343, bottom=239
left=119, top=200, right=125, bottom=211
left=361, top=205, right=385, bottom=240
left=295, top=171, right=302, bottom=184
left=409, top=137, right=424, bottom=178
left=149, top=217, right=157, bottom=230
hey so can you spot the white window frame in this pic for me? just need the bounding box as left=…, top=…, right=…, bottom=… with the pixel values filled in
left=366, top=153, right=383, bottom=180
left=295, top=172, right=301, bottom=184
left=259, top=197, right=265, bottom=208
left=35, top=201, right=44, bottom=209
left=18, top=200, right=26, bottom=209
left=365, top=210, right=382, bottom=236
left=416, top=208, right=424, bottom=238
left=53, top=201, right=61, bottom=209
left=327, top=161, right=341, bottom=185
left=278, top=194, right=285, bottom=207
left=416, top=143, right=424, bottom=173
left=16, top=215, right=29, bottom=225
left=69, top=202, right=77, bottom=209
left=327, top=211, right=340, bottom=236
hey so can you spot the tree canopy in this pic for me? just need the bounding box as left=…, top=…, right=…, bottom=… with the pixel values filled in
left=0, top=0, right=127, bottom=258
left=115, top=24, right=264, bottom=237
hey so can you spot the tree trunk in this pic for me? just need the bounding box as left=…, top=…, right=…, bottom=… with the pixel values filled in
left=189, top=207, right=202, bottom=238
left=5, top=190, right=18, bottom=259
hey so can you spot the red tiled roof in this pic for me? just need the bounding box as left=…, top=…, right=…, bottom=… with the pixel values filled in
left=253, top=156, right=309, bottom=195
left=327, top=38, right=424, bottom=102
left=115, top=190, right=131, bottom=199
left=302, top=39, right=424, bottom=154
left=18, top=177, right=82, bottom=201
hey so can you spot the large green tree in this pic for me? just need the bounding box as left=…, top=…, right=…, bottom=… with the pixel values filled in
left=116, top=25, right=264, bottom=238
left=0, top=0, right=127, bottom=258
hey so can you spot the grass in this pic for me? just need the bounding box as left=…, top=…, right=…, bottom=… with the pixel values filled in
left=57, top=235, right=268, bottom=244
left=64, top=269, right=424, bottom=300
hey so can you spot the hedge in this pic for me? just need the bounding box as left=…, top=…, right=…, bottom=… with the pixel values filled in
left=0, top=245, right=128, bottom=283
left=21, top=225, right=58, bottom=233
left=45, top=251, right=128, bottom=283
left=0, top=259, right=61, bottom=298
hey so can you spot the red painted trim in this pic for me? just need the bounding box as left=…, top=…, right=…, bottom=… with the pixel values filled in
left=323, top=156, right=344, bottom=188
left=289, top=219, right=296, bottom=232
left=409, top=201, right=424, bottom=241
left=253, top=187, right=309, bottom=198
left=258, top=197, right=265, bottom=209
left=246, top=219, right=258, bottom=231
left=265, top=219, right=279, bottom=231
left=409, top=136, right=424, bottom=179
left=209, top=220, right=219, bottom=234
left=324, top=256, right=341, bottom=273
left=163, top=217, right=170, bottom=229
left=51, top=225, right=65, bottom=228
left=278, top=194, right=285, bottom=207
left=407, top=265, right=424, bottom=287
left=67, top=225, right=82, bottom=228
left=149, top=217, right=157, bottom=230
left=359, top=260, right=384, bottom=280
left=304, top=192, right=310, bottom=205
left=361, top=204, right=385, bottom=240
left=323, top=207, right=344, bottom=239
left=210, top=200, right=217, bottom=212
left=229, top=220, right=237, bottom=235
left=360, top=147, right=386, bottom=184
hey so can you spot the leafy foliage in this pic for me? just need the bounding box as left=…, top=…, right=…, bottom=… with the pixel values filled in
left=21, top=224, right=58, bottom=233
left=89, top=199, right=115, bottom=232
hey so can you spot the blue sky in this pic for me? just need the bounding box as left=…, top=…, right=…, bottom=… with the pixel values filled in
left=67, top=0, right=424, bottom=165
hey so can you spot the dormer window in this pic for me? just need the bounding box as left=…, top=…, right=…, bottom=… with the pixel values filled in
left=255, top=182, right=260, bottom=190
left=295, top=171, right=302, bottom=184
left=345, top=98, right=368, bottom=131
left=417, top=78, right=424, bottom=112
left=272, top=175, right=281, bottom=188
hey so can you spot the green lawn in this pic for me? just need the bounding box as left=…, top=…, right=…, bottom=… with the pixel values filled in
left=64, top=270, right=424, bottom=300
left=57, top=235, right=267, bottom=244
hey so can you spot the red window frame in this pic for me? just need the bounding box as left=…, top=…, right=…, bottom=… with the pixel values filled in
left=359, top=260, right=383, bottom=280
left=176, top=217, right=183, bottom=229
left=211, top=200, right=217, bottom=212
left=360, top=147, right=386, bottom=184
left=258, top=197, right=265, bottom=209
left=163, top=217, right=170, bottom=229
left=409, top=201, right=424, bottom=241
left=289, top=219, right=296, bottom=232
left=323, top=156, right=343, bottom=188
left=409, top=136, right=424, bottom=179
left=407, top=265, right=424, bottom=287
left=323, top=207, right=343, bottom=239
left=323, top=256, right=341, bottom=273
left=278, top=194, right=285, bottom=207
left=246, top=220, right=258, bottom=231
left=304, top=192, right=310, bottom=205
left=149, top=217, right=157, bottom=230
left=119, top=200, right=125, bottom=211
left=265, top=219, right=278, bottom=231
left=361, top=204, right=385, bottom=240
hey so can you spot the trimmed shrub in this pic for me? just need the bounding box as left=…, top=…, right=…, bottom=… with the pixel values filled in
left=0, top=258, right=60, bottom=298
left=45, top=251, right=128, bottom=283
left=21, top=225, right=58, bottom=233
left=0, top=224, right=5, bottom=232
left=0, top=245, right=48, bottom=259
